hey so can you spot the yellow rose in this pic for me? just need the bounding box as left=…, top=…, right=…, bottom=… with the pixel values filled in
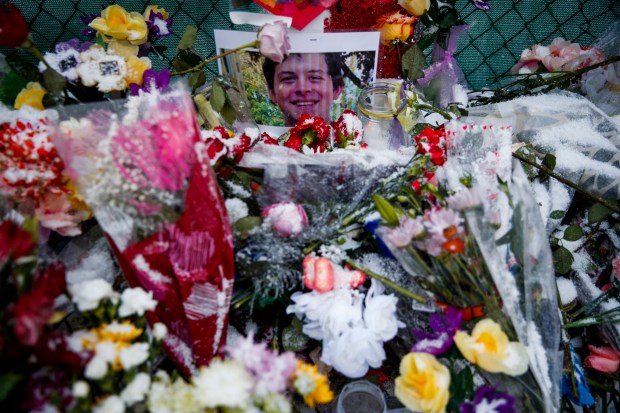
left=395, top=353, right=450, bottom=413
left=90, top=5, right=148, bottom=45
left=143, top=5, right=169, bottom=20
left=14, top=82, right=47, bottom=110
left=108, top=41, right=152, bottom=85
left=454, top=319, right=529, bottom=376
left=374, top=12, right=417, bottom=46
left=399, top=0, right=431, bottom=16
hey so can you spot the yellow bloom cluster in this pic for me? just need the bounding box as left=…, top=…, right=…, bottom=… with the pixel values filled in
left=454, top=319, right=529, bottom=376
left=293, top=361, right=334, bottom=408
left=14, top=82, right=47, bottom=110
left=89, top=5, right=149, bottom=45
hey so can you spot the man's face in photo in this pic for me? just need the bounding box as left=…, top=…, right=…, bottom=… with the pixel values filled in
left=268, top=53, right=343, bottom=126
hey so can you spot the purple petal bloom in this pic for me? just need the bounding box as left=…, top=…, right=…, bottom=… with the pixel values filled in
left=147, top=11, right=173, bottom=41
left=460, top=386, right=516, bottom=413
left=411, top=306, right=461, bottom=355
left=471, top=0, right=490, bottom=11
left=80, top=14, right=98, bottom=39
left=129, top=69, right=171, bottom=96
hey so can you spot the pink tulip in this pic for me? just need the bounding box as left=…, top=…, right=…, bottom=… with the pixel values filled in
left=585, top=345, right=620, bottom=373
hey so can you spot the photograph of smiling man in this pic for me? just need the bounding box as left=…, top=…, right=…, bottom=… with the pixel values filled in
left=214, top=31, right=380, bottom=128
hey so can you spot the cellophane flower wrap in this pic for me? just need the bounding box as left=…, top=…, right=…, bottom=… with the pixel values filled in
left=50, top=83, right=234, bottom=376
left=378, top=121, right=562, bottom=412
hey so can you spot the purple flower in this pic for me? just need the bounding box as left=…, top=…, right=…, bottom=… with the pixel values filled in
left=471, top=0, right=490, bottom=11
left=55, top=38, right=92, bottom=53
left=411, top=306, right=461, bottom=355
left=147, top=11, right=173, bottom=41
left=129, top=69, right=171, bottom=96
left=460, top=386, right=516, bottom=413
left=80, top=14, right=98, bottom=39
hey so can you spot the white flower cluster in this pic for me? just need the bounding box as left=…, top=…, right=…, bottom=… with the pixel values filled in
left=287, top=279, right=403, bottom=377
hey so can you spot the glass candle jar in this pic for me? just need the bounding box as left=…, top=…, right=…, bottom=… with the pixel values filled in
left=335, top=380, right=388, bottom=413
left=357, top=81, right=407, bottom=150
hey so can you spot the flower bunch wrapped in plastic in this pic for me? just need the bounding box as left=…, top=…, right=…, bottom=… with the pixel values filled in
left=0, top=106, right=91, bottom=235
left=50, top=83, right=234, bottom=376
left=374, top=121, right=562, bottom=413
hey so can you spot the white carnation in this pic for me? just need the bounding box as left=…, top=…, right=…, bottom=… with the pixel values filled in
left=120, top=343, right=150, bottom=369
left=118, top=287, right=157, bottom=317
left=225, top=198, right=249, bottom=224
left=148, top=373, right=202, bottom=413
left=72, top=380, right=90, bottom=398
left=84, top=356, right=108, bottom=380
left=68, top=279, right=118, bottom=311
left=93, top=395, right=125, bottom=413
left=192, top=360, right=253, bottom=409
left=152, top=322, right=168, bottom=341
left=121, top=372, right=151, bottom=405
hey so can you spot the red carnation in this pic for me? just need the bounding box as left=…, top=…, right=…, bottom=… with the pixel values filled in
left=259, top=132, right=279, bottom=145
left=231, top=133, right=252, bottom=163
left=0, top=220, right=36, bottom=265
left=332, top=110, right=364, bottom=148
left=284, top=114, right=332, bottom=153
left=0, top=4, right=29, bottom=48
left=415, top=126, right=447, bottom=166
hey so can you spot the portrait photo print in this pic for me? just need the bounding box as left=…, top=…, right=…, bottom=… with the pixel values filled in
left=214, top=30, right=380, bottom=128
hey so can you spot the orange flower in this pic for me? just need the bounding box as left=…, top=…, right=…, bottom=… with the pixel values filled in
left=374, top=12, right=417, bottom=46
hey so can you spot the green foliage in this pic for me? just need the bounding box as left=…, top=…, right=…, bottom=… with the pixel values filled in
left=6, top=54, right=40, bottom=83
left=0, top=372, right=22, bottom=402
left=447, top=366, right=474, bottom=412
left=210, top=80, right=226, bottom=112
left=373, top=194, right=400, bottom=226
left=589, top=203, right=614, bottom=223
left=177, top=25, right=197, bottom=50
left=401, top=45, right=425, bottom=81
left=553, top=246, right=574, bottom=275
left=563, top=225, right=583, bottom=242
left=0, top=70, right=28, bottom=106
left=550, top=210, right=565, bottom=220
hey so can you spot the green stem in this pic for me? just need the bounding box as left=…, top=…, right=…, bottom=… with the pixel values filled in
left=512, top=151, right=620, bottom=215
left=412, top=103, right=453, bottom=121
left=25, top=44, right=52, bottom=71
left=171, top=40, right=259, bottom=76
left=345, top=259, right=426, bottom=303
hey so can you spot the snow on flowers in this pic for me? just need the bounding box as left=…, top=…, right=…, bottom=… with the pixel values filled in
left=287, top=256, right=403, bottom=378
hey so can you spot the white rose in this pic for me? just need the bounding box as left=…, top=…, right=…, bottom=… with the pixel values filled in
left=321, top=326, right=385, bottom=378
left=364, top=284, right=404, bottom=342
left=118, top=287, right=157, bottom=317
left=84, top=356, right=108, bottom=380
left=93, top=395, right=125, bottom=413
left=121, top=372, right=151, bottom=405
left=68, top=278, right=118, bottom=311
left=120, top=342, right=150, bottom=369
left=72, top=380, right=90, bottom=398
left=152, top=322, right=168, bottom=341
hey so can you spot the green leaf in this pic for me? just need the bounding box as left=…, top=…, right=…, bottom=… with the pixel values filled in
left=220, top=101, right=237, bottom=125
left=233, top=216, right=261, bottom=236
left=188, top=70, right=206, bottom=90
left=401, top=45, right=425, bottom=81
left=563, top=225, right=583, bottom=242
left=543, top=153, right=556, bottom=171
left=172, top=49, right=202, bottom=72
left=282, top=317, right=309, bottom=352
left=553, top=246, right=574, bottom=275
left=373, top=194, right=400, bottom=226
left=95, top=33, right=107, bottom=49
left=417, top=32, right=436, bottom=51
left=589, top=203, right=613, bottom=223
left=210, top=80, right=226, bottom=112
left=447, top=367, right=474, bottom=412
left=411, top=122, right=433, bottom=137
left=177, top=25, right=198, bottom=50
left=438, top=7, right=459, bottom=29
left=43, top=68, right=66, bottom=96
left=0, top=70, right=28, bottom=106
left=550, top=210, right=565, bottom=220
left=0, top=372, right=22, bottom=402
left=6, top=54, right=40, bottom=82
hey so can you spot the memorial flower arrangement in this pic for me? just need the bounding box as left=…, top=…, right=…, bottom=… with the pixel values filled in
left=1, top=1, right=620, bottom=413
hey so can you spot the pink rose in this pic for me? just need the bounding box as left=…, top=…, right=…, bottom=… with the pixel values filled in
left=262, top=202, right=308, bottom=237
left=258, top=21, right=291, bottom=63
left=584, top=345, right=620, bottom=373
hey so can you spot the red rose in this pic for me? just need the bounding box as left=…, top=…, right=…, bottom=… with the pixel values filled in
left=0, top=220, right=36, bottom=265
left=0, top=4, right=29, bottom=48
left=12, top=262, right=66, bottom=346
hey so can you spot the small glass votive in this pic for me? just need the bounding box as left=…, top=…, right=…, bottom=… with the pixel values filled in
left=335, top=380, right=388, bottom=413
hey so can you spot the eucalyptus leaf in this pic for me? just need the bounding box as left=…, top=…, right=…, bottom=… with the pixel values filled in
left=553, top=246, right=574, bottom=275
left=563, top=225, right=583, bottom=242
left=401, top=45, right=425, bottom=81
left=177, top=25, right=198, bottom=50
left=210, top=80, right=226, bottom=112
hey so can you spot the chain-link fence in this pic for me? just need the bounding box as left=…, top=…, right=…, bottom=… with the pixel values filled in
left=3, top=0, right=620, bottom=89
